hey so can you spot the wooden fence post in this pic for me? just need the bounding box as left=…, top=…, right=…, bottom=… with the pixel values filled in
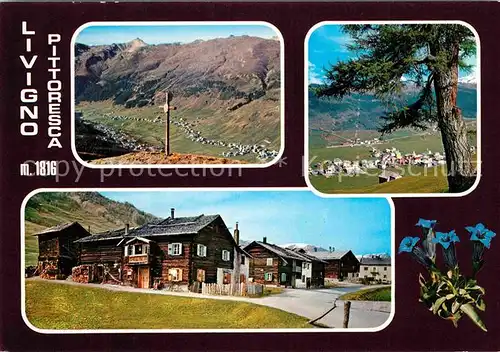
left=343, top=301, right=351, bottom=328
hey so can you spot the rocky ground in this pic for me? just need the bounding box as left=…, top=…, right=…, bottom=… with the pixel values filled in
left=90, top=151, right=247, bottom=165
left=75, top=119, right=162, bottom=160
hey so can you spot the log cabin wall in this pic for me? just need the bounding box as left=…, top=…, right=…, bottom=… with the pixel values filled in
left=80, top=240, right=122, bottom=283
left=38, top=235, right=59, bottom=260
left=340, top=251, right=361, bottom=278
left=192, top=220, right=234, bottom=284
left=324, top=259, right=341, bottom=279
left=58, top=226, right=89, bottom=263
left=277, top=260, right=293, bottom=286
left=311, top=262, right=325, bottom=287
left=153, top=234, right=193, bottom=285
left=246, top=244, right=280, bottom=285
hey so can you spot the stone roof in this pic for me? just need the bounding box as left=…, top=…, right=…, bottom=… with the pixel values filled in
left=34, top=222, right=81, bottom=236
left=75, top=214, right=220, bottom=243
left=379, top=171, right=401, bottom=179
left=305, top=250, right=351, bottom=260
left=244, top=241, right=315, bottom=265
left=131, top=215, right=220, bottom=238
left=75, top=227, right=128, bottom=243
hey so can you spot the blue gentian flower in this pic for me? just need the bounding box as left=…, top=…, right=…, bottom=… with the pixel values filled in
left=431, top=230, right=460, bottom=268
left=399, top=236, right=420, bottom=253
left=416, top=219, right=437, bottom=229
left=417, top=219, right=437, bottom=260
left=466, top=223, right=496, bottom=249
left=399, top=236, right=434, bottom=269
left=432, top=230, right=460, bottom=249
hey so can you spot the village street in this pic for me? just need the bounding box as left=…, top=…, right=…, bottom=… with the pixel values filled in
left=27, top=278, right=391, bottom=329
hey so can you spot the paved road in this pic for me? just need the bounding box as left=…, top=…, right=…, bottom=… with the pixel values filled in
left=248, top=286, right=391, bottom=328
left=28, top=278, right=391, bottom=329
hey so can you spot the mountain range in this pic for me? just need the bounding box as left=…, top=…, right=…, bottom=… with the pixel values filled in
left=74, top=35, right=282, bottom=156
left=309, top=83, right=477, bottom=132
left=75, top=35, right=280, bottom=112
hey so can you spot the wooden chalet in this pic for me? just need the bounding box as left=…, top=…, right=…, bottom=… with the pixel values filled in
left=243, top=238, right=326, bottom=288
left=34, top=222, right=90, bottom=279
left=305, top=249, right=360, bottom=281
left=74, top=209, right=245, bottom=290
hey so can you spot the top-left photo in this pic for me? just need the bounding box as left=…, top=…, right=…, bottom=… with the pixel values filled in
left=71, top=22, right=284, bottom=167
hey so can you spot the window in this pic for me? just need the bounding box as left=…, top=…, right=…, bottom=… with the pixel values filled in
left=265, top=272, right=273, bottom=281
left=168, top=268, right=182, bottom=282
left=281, top=273, right=287, bottom=283
left=302, top=275, right=305, bottom=283
left=303, top=262, right=306, bottom=268
left=384, top=275, right=387, bottom=279
left=266, top=258, right=273, bottom=266
left=135, top=244, right=143, bottom=255
left=384, top=266, right=387, bottom=271
left=197, top=244, right=207, bottom=257
left=241, top=256, right=245, bottom=265
left=364, top=267, right=368, bottom=270
left=124, top=244, right=148, bottom=256
left=168, top=243, right=182, bottom=256
left=197, top=269, right=206, bottom=282
left=373, top=267, right=377, bottom=271
left=222, top=250, right=230, bottom=261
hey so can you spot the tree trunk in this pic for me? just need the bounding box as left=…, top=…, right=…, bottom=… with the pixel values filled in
left=432, top=43, right=476, bottom=193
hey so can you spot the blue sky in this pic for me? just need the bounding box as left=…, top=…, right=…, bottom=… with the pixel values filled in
left=308, top=24, right=478, bottom=85
left=76, top=24, right=278, bottom=46
left=99, top=191, right=392, bottom=256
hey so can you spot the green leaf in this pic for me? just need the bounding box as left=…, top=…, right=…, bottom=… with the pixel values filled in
left=445, top=294, right=455, bottom=300
left=476, top=299, right=486, bottom=312
left=433, top=297, right=447, bottom=314
left=460, top=303, right=487, bottom=332
left=452, top=301, right=461, bottom=314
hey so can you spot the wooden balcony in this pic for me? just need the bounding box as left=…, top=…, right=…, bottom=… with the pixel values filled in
left=126, top=254, right=151, bottom=265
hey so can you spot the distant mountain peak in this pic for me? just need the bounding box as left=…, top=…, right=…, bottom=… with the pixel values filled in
left=126, top=38, right=148, bottom=52
left=458, top=73, right=477, bottom=85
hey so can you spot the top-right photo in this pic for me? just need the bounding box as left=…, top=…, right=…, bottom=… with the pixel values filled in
left=306, top=22, right=479, bottom=196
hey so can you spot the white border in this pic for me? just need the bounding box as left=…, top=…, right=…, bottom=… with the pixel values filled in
left=304, top=20, right=481, bottom=198
left=70, top=21, right=285, bottom=169
left=20, top=188, right=395, bottom=334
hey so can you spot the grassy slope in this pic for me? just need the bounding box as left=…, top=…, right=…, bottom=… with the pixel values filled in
left=309, top=130, right=477, bottom=194
left=310, top=165, right=449, bottom=194
left=25, top=192, right=158, bottom=266
left=77, top=100, right=280, bottom=163
left=339, top=286, right=391, bottom=302
left=25, top=281, right=309, bottom=329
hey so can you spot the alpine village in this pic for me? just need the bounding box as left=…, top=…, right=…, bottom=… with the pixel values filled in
left=29, top=208, right=390, bottom=292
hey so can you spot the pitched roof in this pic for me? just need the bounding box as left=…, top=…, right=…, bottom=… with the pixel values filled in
left=360, top=256, right=391, bottom=266
left=75, top=227, right=128, bottom=243
left=292, top=250, right=328, bottom=264
left=379, top=171, right=401, bottom=179
left=244, top=241, right=313, bottom=265
left=130, top=214, right=220, bottom=238
left=305, top=250, right=351, bottom=260
left=75, top=214, right=220, bottom=243
left=34, top=222, right=82, bottom=236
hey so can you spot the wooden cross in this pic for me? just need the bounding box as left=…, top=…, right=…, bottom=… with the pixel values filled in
left=161, top=91, right=177, bottom=155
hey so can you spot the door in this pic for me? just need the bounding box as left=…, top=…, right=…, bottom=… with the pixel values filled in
left=138, top=266, right=150, bottom=288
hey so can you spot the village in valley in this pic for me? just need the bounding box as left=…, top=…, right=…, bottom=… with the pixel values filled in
left=24, top=192, right=392, bottom=330
left=310, top=143, right=453, bottom=182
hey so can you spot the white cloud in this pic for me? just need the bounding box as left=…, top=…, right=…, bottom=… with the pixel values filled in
left=308, top=61, right=324, bottom=85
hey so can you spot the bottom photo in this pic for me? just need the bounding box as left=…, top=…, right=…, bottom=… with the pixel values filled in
left=22, top=189, right=394, bottom=332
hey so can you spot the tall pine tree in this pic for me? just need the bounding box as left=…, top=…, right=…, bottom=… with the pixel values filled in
left=315, top=24, right=477, bottom=192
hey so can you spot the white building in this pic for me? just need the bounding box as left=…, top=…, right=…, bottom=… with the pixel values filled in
left=358, top=255, right=391, bottom=283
